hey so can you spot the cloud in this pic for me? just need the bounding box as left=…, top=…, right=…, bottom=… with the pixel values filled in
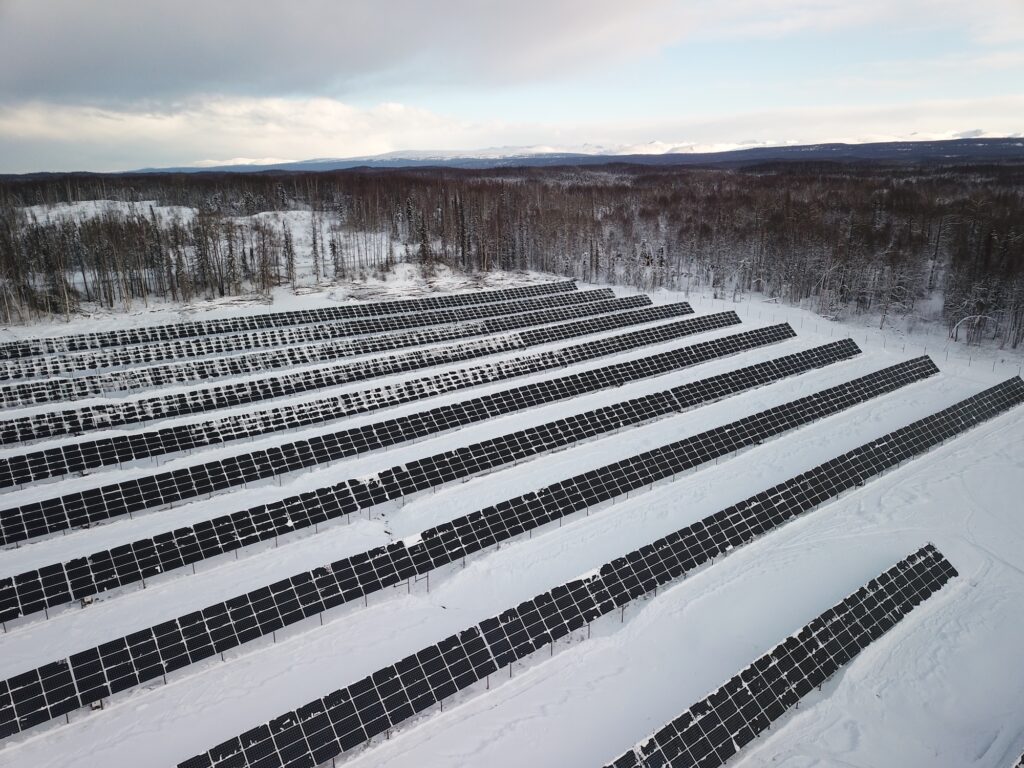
left=0, top=97, right=484, bottom=169
left=3, top=0, right=1021, bottom=105
left=1, top=94, right=1020, bottom=173
left=1, top=0, right=1021, bottom=171
left=0, top=0, right=687, bottom=104
left=933, top=0, right=1024, bottom=44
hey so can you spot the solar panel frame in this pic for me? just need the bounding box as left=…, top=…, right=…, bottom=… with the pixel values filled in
left=0, top=290, right=629, bottom=406
left=0, top=287, right=605, bottom=384
left=0, top=299, right=685, bottom=445
left=0, top=280, right=577, bottom=361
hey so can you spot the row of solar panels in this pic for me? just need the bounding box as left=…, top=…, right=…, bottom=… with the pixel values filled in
left=2, top=370, right=1015, bottom=753
left=4, top=524, right=949, bottom=764
left=0, top=313, right=765, bottom=546
left=0, top=330, right=843, bottom=623
left=0, top=287, right=606, bottom=384
left=169, top=553, right=955, bottom=766
left=4, top=287, right=1019, bottom=763
left=187, top=542, right=953, bottom=768
left=603, top=545, right=956, bottom=768
left=0, top=300, right=688, bottom=446
left=0, top=308, right=729, bottom=487
left=8, top=365, right=1019, bottom=743
left=0, top=281, right=579, bottom=361
left=0, top=293, right=647, bottom=407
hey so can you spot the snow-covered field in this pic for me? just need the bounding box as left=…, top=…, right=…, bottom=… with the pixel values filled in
left=0, top=270, right=1022, bottom=768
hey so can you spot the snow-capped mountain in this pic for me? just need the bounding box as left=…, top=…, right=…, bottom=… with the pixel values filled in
left=119, top=136, right=1024, bottom=175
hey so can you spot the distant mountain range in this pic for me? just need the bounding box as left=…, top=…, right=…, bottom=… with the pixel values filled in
left=4, top=138, right=1021, bottom=180
left=125, top=138, right=1024, bottom=174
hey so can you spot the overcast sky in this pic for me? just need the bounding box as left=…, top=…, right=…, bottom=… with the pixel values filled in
left=1, top=0, right=1022, bottom=173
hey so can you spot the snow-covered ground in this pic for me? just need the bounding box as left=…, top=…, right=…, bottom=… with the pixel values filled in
left=0, top=270, right=1022, bottom=768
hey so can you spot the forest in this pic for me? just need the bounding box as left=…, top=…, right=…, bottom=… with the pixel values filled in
left=1, top=160, right=1023, bottom=347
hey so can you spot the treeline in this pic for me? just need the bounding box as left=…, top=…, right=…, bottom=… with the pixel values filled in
left=0, top=200, right=395, bottom=321
left=1, top=162, right=1023, bottom=346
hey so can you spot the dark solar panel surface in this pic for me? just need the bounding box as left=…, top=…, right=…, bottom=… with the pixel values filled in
left=603, top=545, right=957, bottom=768
left=168, top=540, right=956, bottom=768
left=0, top=281, right=1011, bottom=762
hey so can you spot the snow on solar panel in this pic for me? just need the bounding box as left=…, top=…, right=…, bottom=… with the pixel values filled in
left=0, top=280, right=577, bottom=360
left=0, top=315, right=768, bottom=544
left=0, top=292, right=648, bottom=406
left=0, top=307, right=729, bottom=486
left=0, top=300, right=692, bottom=445
left=0, top=286, right=605, bottom=382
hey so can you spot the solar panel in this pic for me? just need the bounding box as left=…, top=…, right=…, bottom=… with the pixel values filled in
left=0, top=308, right=728, bottom=486
left=1, top=331, right=844, bottom=623
left=3, top=372, right=1017, bottom=741
left=165, top=535, right=951, bottom=768
left=0, top=314, right=770, bottom=546
left=0, top=291, right=641, bottom=407
left=0, top=300, right=691, bottom=446
left=0, top=280, right=577, bottom=361
left=602, top=544, right=957, bottom=768
left=0, top=287, right=607, bottom=384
